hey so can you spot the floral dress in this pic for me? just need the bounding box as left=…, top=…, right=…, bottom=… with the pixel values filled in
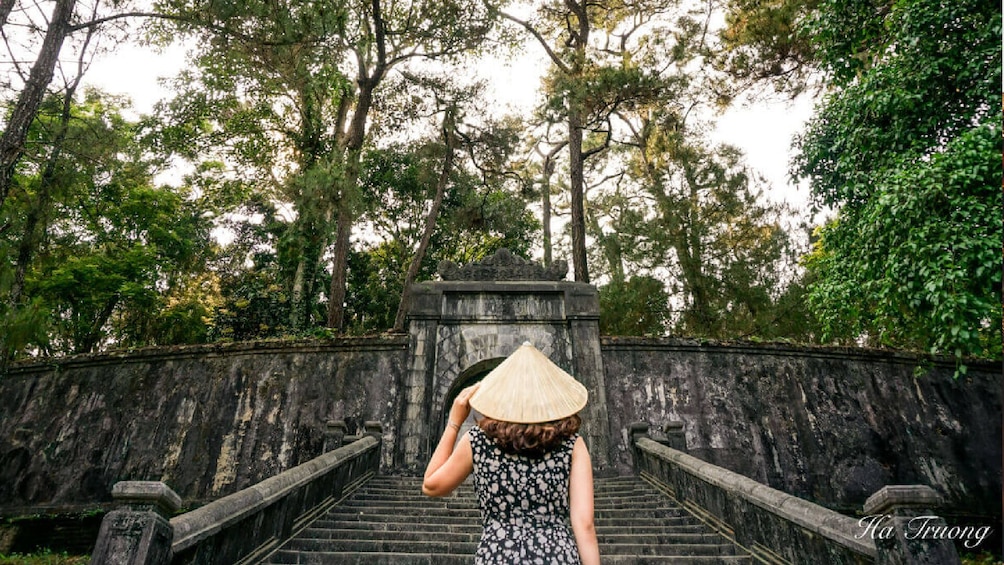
left=468, top=426, right=581, bottom=564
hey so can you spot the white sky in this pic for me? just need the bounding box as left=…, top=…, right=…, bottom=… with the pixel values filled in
left=81, top=34, right=815, bottom=210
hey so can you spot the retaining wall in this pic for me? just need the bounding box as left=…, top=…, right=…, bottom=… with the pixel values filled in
left=0, top=337, right=998, bottom=528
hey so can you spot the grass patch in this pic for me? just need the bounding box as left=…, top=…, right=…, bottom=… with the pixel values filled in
left=963, top=553, right=1004, bottom=565
left=0, top=551, right=89, bottom=565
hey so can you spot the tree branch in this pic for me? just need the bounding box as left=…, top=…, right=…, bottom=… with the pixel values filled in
left=499, top=10, right=569, bottom=74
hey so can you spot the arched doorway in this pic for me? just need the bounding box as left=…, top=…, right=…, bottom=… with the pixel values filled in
left=440, top=357, right=504, bottom=436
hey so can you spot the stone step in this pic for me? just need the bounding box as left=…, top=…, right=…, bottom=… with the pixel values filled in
left=349, top=491, right=663, bottom=505
left=333, top=497, right=686, bottom=513
left=265, top=550, right=754, bottom=564
left=361, top=476, right=661, bottom=495
left=259, top=475, right=752, bottom=565
left=325, top=505, right=691, bottom=521
left=310, top=519, right=710, bottom=535
left=347, top=493, right=674, bottom=509
left=293, top=528, right=731, bottom=547
left=277, top=540, right=746, bottom=558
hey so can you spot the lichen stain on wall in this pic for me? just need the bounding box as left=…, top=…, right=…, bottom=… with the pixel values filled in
left=211, top=382, right=255, bottom=493
left=161, top=397, right=196, bottom=484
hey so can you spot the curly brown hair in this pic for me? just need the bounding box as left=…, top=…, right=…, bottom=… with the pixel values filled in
left=478, top=414, right=581, bottom=458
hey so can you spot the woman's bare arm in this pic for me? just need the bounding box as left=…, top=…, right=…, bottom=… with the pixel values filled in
left=422, top=384, right=478, bottom=497
left=569, top=436, right=600, bottom=565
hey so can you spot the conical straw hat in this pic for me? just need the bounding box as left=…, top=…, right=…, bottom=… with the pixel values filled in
left=469, top=341, right=588, bottom=424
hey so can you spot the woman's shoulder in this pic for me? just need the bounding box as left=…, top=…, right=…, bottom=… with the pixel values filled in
left=563, top=432, right=580, bottom=450
left=469, top=425, right=488, bottom=445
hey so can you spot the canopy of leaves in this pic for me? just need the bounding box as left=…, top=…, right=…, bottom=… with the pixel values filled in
left=716, top=0, right=822, bottom=99
left=343, top=143, right=539, bottom=335
left=2, top=91, right=214, bottom=356
left=0, top=0, right=857, bottom=362
left=598, top=276, right=670, bottom=336
left=795, top=0, right=1002, bottom=364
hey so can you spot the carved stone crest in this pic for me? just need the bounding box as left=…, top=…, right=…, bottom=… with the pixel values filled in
left=438, top=248, right=568, bottom=281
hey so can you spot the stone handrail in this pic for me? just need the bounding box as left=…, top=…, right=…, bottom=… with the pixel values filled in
left=91, top=429, right=381, bottom=565
left=632, top=428, right=961, bottom=564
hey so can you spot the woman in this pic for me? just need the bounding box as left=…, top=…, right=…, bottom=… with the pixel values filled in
left=423, top=342, right=601, bottom=565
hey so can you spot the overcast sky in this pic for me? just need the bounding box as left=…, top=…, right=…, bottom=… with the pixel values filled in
left=81, top=37, right=815, bottom=211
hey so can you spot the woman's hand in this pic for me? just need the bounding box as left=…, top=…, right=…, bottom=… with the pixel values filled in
left=448, top=383, right=480, bottom=428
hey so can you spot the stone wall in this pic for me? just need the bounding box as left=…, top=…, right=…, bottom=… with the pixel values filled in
left=0, top=336, right=998, bottom=526
left=600, top=337, right=1001, bottom=519
left=0, top=338, right=407, bottom=509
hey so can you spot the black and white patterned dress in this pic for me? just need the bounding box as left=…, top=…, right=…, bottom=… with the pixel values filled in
left=468, top=426, right=581, bottom=564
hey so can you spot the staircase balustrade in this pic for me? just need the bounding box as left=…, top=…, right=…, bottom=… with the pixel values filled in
left=90, top=424, right=382, bottom=565
left=630, top=422, right=961, bottom=565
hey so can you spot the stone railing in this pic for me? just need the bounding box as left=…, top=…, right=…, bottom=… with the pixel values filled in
left=90, top=422, right=382, bottom=565
left=630, top=423, right=961, bottom=565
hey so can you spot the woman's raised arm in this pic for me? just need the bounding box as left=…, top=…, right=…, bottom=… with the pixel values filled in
left=422, top=384, right=478, bottom=497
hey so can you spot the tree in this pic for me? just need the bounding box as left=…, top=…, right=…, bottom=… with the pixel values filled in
left=392, top=103, right=458, bottom=332
left=714, top=0, right=821, bottom=100
left=2, top=90, right=212, bottom=355
left=612, top=112, right=805, bottom=339
left=153, top=0, right=355, bottom=332
left=345, top=115, right=538, bottom=335
left=0, top=0, right=171, bottom=212
left=598, top=275, right=670, bottom=336
left=794, top=0, right=1002, bottom=364
left=0, top=0, right=77, bottom=211
left=501, top=0, right=680, bottom=283
left=156, top=0, right=500, bottom=333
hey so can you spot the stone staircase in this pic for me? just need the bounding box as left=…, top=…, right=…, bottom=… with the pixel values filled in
left=262, top=475, right=752, bottom=564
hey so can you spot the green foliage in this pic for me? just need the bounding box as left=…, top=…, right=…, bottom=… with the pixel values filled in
left=796, top=0, right=1002, bottom=364
left=961, top=553, right=1004, bottom=565
left=798, top=0, right=1000, bottom=208
left=1, top=91, right=216, bottom=357
left=152, top=0, right=359, bottom=332
left=153, top=0, right=507, bottom=331
left=592, top=100, right=817, bottom=341
left=205, top=197, right=298, bottom=341
left=716, top=0, right=821, bottom=98
left=343, top=244, right=408, bottom=335
left=211, top=272, right=293, bottom=342
left=0, top=552, right=88, bottom=565
left=598, top=276, right=670, bottom=336
left=0, top=289, right=49, bottom=361
left=343, top=143, right=538, bottom=335
left=804, top=122, right=1003, bottom=359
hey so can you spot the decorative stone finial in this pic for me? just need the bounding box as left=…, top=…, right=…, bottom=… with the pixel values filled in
left=111, top=481, right=181, bottom=518
left=438, top=248, right=568, bottom=281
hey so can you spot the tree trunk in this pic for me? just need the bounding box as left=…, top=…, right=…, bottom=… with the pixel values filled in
left=0, top=0, right=16, bottom=29
left=538, top=141, right=564, bottom=268
left=326, top=0, right=390, bottom=331
left=566, top=0, right=590, bottom=283
left=290, top=258, right=307, bottom=329
left=326, top=206, right=352, bottom=329
left=392, top=109, right=457, bottom=332
left=11, top=93, right=73, bottom=306
left=542, top=162, right=553, bottom=268
left=0, top=0, right=75, bottom=210
left=76, top=294, right=119, bottom=354
left=326, top=76, right=379, bottom=330
left=11, top=20, right=95, bottom=307
left=568, top=109, right=589, bottom=283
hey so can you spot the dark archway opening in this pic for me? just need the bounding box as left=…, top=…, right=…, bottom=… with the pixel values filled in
left=440, top=357, right=505, bottom=434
